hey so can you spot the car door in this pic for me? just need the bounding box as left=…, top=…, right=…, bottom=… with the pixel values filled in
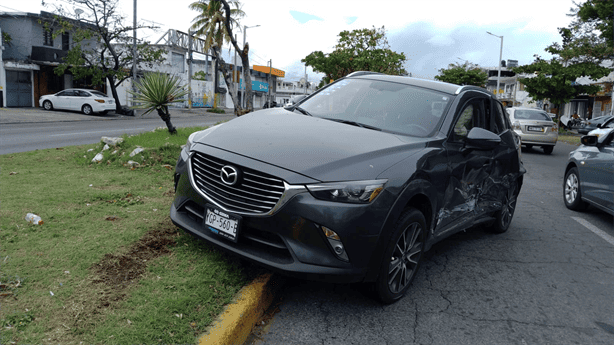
left=71, top=90, right=89, bottom=111
left=54, top=90, right=73, bottom=109
left=436, top=93, right=494, bottom=237
left=487, top=100, right=524, bottom=210
left=580, top=130, right=614, bottom=212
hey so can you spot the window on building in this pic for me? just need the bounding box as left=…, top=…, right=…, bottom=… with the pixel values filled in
left=43, top=28, right=53, bottom=47
left=62, top=33, right=69, bottom=50
left=172, top=53, right=185, bottom=73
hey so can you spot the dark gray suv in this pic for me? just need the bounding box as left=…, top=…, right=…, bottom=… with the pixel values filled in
left=170, top=72, right=525, bottom=303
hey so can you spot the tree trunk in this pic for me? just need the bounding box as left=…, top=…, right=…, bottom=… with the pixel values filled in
left=107, top=75, right=123, bottom=114
left=156, top=106, right=177, bottom=134
left=211, top=47, right=243, bottom=116
left=240, top=43, right=254, bottom=114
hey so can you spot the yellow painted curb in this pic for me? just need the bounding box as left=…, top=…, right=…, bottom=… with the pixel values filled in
left=198, top=273, right=275, bottom=345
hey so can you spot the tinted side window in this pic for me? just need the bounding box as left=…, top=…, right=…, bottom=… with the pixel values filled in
left=452, top=98, right=486, bottom=141
left=492, top=102, right=509, bottom=134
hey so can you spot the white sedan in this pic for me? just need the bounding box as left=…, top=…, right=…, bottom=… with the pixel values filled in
left=39, top=89, right=116, bottom=115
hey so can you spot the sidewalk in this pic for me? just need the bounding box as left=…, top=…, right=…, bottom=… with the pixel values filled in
left=0, top=106, right=236, bottom=124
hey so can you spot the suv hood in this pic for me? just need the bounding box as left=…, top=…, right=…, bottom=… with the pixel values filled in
left=193, top=109, right=428, bottom=181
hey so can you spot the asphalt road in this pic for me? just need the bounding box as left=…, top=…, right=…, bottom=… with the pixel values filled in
left=248, top=143, right=614, bottom=345
left=0, top=107, right=236, bottom=155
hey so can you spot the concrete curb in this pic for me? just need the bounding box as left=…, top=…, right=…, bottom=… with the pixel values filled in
left=198, top=273, right=278, bottom=345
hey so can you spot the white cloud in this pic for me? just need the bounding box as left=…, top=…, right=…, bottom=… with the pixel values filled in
left=7, top=0, right=578, bottom=81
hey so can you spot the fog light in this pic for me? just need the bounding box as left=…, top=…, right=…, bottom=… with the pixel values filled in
left=319, top=225, right=349, bottom=262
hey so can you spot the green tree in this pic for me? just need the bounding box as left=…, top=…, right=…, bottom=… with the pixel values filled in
left=434, top=61, right=488, bottom=87
left=302, top=26, right=407, bottom=82
left=189, top=0, right=255, bottom=116
left=47, top=0, right=166, bottom=114
left=512, top=0, right=613, bottom=115
left=128, top=72, right=189, bottom=134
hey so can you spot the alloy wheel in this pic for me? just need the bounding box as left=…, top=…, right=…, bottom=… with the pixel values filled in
left=500, top=184, right=518, bottom=228
left=388, top=222, right=423, bottom=294
left=565, top=172, right=579, bottom=205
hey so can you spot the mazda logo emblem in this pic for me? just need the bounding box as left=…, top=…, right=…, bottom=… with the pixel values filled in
left=220, top=165, right=239, bottom=186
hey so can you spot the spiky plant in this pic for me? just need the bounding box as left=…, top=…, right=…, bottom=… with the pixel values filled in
left=129, top=72, right=189, bottom=134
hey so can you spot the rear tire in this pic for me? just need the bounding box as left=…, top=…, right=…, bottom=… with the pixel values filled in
left=543, top=146, right=553, bottom=154
left=525, top=144, right=533, bottom=150
left=487, top=180, right=519, bottom=234
left=375, top=208, right=426, bottom=304
left=82, top=104, right=93, bottom=115
left=564, top=167, right=588, bottom=211
left=43, top=100, right=53, bottom=110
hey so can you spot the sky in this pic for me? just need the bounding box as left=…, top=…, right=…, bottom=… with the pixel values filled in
left=2, top=0, right=580, bottom=83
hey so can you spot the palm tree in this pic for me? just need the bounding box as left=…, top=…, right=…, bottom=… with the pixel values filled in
left=129, top=72, right=189, bottom=134
left=189, top=0, right=245, bottom=51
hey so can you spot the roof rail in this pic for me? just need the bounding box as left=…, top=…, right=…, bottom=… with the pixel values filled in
left=345, top=71, right=384, bottom=78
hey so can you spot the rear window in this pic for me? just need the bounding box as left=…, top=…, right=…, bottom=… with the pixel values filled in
left=90, top=91, right=108, bottom=97
left=514, top=109, right=551, bottom=121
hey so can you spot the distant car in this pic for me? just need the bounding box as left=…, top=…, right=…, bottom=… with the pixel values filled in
left=262, top=100, right=277, bottom=109
left=563, top=128, right=614, bottom=216
left=285, top=95, right=308, bottom=108
left=506, top=107, right=558, bottom=154
left=39, top=89, right=116, bottom=115
left=578, top=115, right=614, bottom=135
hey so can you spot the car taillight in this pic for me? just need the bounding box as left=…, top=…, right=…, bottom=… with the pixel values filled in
left=512, top=121, right=521, bottom=130
left=95, top=99, right=105, bottom=103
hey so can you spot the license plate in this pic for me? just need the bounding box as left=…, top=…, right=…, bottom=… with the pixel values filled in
left=204, top=206, right=241, bottom=242
left=528, top=126, right=543, bottom=132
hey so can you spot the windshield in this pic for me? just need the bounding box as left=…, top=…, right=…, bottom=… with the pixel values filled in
left=298, top=79, right=452, bottom=137
left=514, top=109, right=551, bottom=121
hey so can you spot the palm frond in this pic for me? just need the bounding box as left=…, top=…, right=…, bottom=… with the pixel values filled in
left=128, top=72, right=189, bottom=115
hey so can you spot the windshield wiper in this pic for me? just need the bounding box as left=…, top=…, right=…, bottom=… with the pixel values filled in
left=292, top=106, right=312, bottom=116
left=321, top=117, right=382, bottom=131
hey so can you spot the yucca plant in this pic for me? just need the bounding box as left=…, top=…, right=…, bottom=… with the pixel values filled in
left=129, top=72, right=189, bottom=134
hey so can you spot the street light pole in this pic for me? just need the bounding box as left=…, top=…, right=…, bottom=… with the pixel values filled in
left=487, top=31, right=503, bottom=99
left=242, top=24, right=260, bottom=108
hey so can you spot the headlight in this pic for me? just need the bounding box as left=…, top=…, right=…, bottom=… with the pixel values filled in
left=306, top=180, right=386, bottom=204
left=182, top=124, right=223, bottom=155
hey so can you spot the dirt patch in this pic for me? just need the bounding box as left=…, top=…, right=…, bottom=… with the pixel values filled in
left=92, top=223, right=177, bottom=289
left=65, top=220, right=180, bottom=330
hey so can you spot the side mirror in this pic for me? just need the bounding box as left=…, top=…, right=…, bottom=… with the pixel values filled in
left=465, top=127, right=501, bottom=150
left=597, top=123, right=603, bottom=128
left=580, top=135, right=598, bottom=146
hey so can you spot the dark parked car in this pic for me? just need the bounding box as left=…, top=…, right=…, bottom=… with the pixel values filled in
left=564, top=128, right=614, bottom=216
left=171, top=72, right=525, bottom=303
left=577, top=115, right=614, bottom=135
left=262, top=100, right=277, bottom=109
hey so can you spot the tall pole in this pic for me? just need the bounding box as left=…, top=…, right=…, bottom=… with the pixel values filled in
left=304, top=65, right=307, bottom=95
left=132, top=0, right=137, bottom=106
left=487, top=31, right=503, bottom=99
left=241, top=25, right=260, bottom=108
left=188, top=30, right=193, bottom=109
left=233, top=33, right=238, bottom=105
left=268, top=59, right=272, bottom=104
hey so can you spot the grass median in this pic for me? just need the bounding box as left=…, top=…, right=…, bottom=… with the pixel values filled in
left=0, top=126, right=257, bottom=344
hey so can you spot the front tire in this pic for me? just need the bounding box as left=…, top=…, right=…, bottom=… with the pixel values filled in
left=564, top=167, right=588, bottom=211
left=82, top=104, right=93, bottom=115
left=375, top=208, right=426, bottom=304
left=543, top=146, right=554, bottom=155
left=43, top=100, right=53, bottom=110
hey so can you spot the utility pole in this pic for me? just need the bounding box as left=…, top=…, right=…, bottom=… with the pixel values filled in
left=487, top=31, right=503, bottom=99
left=132, top=0, right=137, bottom=107
left=188, top=30, right=193, bottom=109
left=268, top=59, right=272, bottom=104
left=233, top=34, right=238, bottom=105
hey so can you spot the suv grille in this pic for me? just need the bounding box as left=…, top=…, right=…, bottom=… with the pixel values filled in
left=190, top=152, right=286, bottom=214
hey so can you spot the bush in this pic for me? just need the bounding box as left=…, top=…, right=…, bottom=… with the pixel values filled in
left=206, top=108, right=226, bottom=114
